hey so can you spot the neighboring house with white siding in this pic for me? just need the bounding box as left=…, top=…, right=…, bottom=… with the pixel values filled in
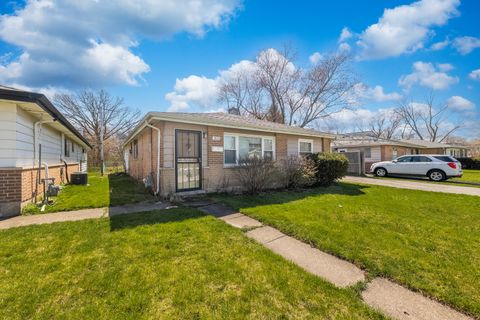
left=0, top=85, right=91, bottom=217
left=123, top=112, right=334, bottom=197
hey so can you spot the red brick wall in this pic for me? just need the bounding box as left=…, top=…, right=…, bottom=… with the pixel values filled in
left=0, top=163, right=80, bottom=215
left=0, top=169, right=22, bottom=203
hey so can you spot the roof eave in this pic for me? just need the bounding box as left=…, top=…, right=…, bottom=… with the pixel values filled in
left=0, top=88, right=92, bottom=149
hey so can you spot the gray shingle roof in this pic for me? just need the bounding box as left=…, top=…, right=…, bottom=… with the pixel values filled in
left=398, top=139, right=469, bottom=149
left=145, top=112, right=335, bottom=138
left=333, top=137, right=424, bottom=148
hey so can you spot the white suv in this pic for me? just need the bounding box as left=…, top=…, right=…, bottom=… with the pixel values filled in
left=370, top=155, right=463, bottom=181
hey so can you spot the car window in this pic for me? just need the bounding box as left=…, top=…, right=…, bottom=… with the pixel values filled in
left=433, top=156, right=456, bottom=162
left=411, top=156, right=432, bottom=162
left=396, top=156, right=412, bottom=162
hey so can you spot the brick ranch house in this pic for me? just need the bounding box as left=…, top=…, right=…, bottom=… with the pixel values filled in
left=0, top=86, right=91, bottom=217
left=124, top=112, right=334, bottom=197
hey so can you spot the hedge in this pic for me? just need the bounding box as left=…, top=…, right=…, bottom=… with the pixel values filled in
left=457, top=157, right=480, bottom=170
left=307, top=152, right=349, bottom=186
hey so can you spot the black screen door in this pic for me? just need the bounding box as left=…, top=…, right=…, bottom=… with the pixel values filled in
left=175, top=130, right=202, bottom=191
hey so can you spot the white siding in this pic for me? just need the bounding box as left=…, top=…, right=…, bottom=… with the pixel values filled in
left=337, top=146, right=381, bottom=162
left=0, top=101, right=17, bottom=167
left=0, top=103, right=87, bottom=170
left=368, top=147, right=381, bottom=162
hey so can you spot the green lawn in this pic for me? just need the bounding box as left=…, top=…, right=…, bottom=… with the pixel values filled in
left=371, top=169, right=480, bottom=187
left=0, top=209, right=384, bottom=319
left=451, top=169, right=480, bottom=184
left=24, top=172, right=154, bottom=214
left=215, top=183, right=480, bottom=317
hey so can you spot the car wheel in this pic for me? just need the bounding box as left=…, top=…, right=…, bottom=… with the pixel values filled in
left=428, top=170, right=445, bottom=182
left=374, top=168, right=387, bottom=177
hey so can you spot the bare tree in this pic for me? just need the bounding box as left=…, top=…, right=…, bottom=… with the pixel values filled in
left=394, top=94, right=461, bottom=142
left=55, top=89, right=140, bottom=175
left=219, top=46, right=356, bottom=128
left=368, top=111, right=403, bottom=139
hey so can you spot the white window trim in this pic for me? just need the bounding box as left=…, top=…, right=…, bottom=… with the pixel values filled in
left=298, top=139, right=313, bottom=155
left=223, top=133, right=276, bottom=167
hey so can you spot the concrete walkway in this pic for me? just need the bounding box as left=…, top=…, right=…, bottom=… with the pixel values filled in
left=343, top=176, right=480, bottom=196
left=197, top=202, right=473, bottom=320
left=0, top=201, right=171, bottom=230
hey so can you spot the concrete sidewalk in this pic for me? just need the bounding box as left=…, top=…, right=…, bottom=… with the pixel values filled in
left=0, top=201, right=171, bottom=230
left=343, top=176, right=480, bottom=196
left=198, top=202, right=473, bottom=320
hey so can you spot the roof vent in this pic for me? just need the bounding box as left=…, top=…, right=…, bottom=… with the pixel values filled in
left=228, top=107, right=240, bottom=115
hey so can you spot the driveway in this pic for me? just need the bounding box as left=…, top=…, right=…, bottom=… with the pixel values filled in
left=342, top=176, right=480, bottom=196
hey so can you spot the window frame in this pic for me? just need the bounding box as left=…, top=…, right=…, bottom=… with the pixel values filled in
left=298, top=139, right=313, bottom=156
left=132, top=139, right=139, bottom=159
left=64, top=138, right=71, bottom=157
left=223, top=133, right=276, bottom=166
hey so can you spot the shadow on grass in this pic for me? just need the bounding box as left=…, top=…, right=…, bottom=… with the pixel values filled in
left=109, top=207, right=206, bottom=231
left=108, top=173, right=156, bottom=207
left=215, top=182, right=370, bottom=211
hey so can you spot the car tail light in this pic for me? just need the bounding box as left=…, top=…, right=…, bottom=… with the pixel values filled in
left=447, top=162, right=457, bottom=169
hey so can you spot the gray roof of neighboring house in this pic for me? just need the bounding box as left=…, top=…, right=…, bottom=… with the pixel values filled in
left=398, top=139, right=469, bottom=149
left=125, top=112, right=335, bottom=144
left=333, top=136, right=424, bottom=148
left=0, top=85, right=92, bottom=148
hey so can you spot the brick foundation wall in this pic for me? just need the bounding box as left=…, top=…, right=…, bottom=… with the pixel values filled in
left=0, top=163, right=80, bottom=217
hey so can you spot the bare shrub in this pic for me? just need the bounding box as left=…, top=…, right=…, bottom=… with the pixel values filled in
left=280, top=156, right=317, bottom=188
left=234, top=157, right=277, bottom=194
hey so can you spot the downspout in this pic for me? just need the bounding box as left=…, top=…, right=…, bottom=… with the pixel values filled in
left=144, top=121, right=161, bottom=195
left=33, top=119, right=55, bottom=201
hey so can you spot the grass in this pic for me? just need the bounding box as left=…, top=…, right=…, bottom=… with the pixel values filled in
left=23, top=172, right=155, bottom=214
left=214, top=183, right=480, bottom=317
left=369, top=169, right=480, bottom=187
left=0, top=208, right=385, bottom=319
left=451, top=169, right=480, bottom=184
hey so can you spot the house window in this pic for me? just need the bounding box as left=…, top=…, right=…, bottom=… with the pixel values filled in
left=132, top=139, right=139, bottom=159
left=239, top=136, right=262, bottom=160
left=71, top=141, right=75, bottom=153
left=223, top=134, right=275, bottom=165
left=263, top=138, right=273, bottom=160
left=298, top=139, right=313, bottom=156
left=64, top=138, right=70, bottom=157
left=224, top=135, right=237, bottom=165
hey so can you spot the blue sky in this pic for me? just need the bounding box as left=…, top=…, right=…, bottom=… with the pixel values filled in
left=0, top=0, right=479, bottom=137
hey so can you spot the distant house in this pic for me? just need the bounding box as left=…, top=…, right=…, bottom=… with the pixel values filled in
left=398, top=139, right=470, bottom=158
left=0, top=86, right=91, bottom=217
left=332, top=133, right=424, bottom=173
left=123, top=112, right=334, bottom=197
left=333, top=132, right=471, bottom=173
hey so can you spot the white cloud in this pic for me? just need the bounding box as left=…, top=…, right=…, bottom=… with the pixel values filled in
left=354, top=83, right=402, bottom=103
left=338, top=42, right=351, bottom=53
left=399, top=61, right=459, bottom=90
left=165, top=75, right=219, bottom=112
left=338, top=27, right=353, bottom=43
left=430, top=39, right=450, bottom=51
left=0, top=0, right=241, bottom=88
left=357, top=0, right=460, bottom=60
left=447, top=96, right=475, bottom=111
left=309, top=52, right=323, bottom=65
left=469, top=69, right=480, bottom=81
left=453, top=36, right=480, bottom=55
left=165, top=48, right=296, bottom=112
left=437, top=63, right=454, bottom=72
